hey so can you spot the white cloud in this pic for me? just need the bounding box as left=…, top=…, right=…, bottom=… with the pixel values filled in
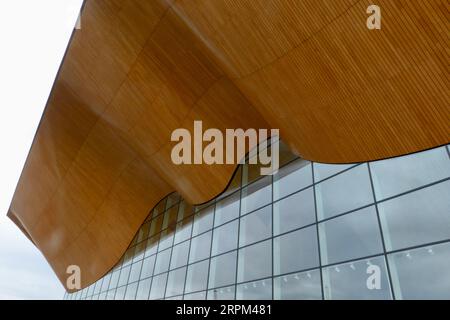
left=0, top=0, right=83, bottom=299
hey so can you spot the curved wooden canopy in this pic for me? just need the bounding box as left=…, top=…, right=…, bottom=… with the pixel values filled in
left=8, top=0, right=449, bottom=291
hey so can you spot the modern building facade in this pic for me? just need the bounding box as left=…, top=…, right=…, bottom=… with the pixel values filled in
left=6, top=1, right=449, bottom=300
left=64, top=142, right=450, bottom=300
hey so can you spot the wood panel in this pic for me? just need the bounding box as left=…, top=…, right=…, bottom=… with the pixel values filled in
left=8, top=0, right=449, bottom=291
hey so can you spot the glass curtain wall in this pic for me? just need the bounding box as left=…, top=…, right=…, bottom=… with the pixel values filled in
left=64, top=142, right=450, bottom=300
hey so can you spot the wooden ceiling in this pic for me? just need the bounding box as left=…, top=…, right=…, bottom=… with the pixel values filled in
left=8, top=0, right=449, bottom=291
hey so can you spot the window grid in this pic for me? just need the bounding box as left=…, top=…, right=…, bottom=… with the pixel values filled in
left=66, top=144, right=450, bottom=300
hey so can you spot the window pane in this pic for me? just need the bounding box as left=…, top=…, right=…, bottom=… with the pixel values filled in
left=149, top=273, right=168, bottom=300
left=183, top=291, right=206, bottom=300
left=238, top=240, right=272, bottom=282
left=114, top=286, right=126, bottom=300
left=208, top=286, right=235, bottom=300
left=274, top=226, right=319, bottom=275
left=239, top=205, right=272, bottom=247
left=133, top=241, right=146, bottom=262
left=140, top=255, right=155, bottom=280
left=158, top=226, right=175, bottom=251
left=241, top=176, right=272, bottom=214
left=170, top=241, right=190, bottom=270
left=313, top=163, right=355, bottom=182
left=236, top=278, right=272, bottom=300
left=370, top=146, right=450, bottom=200
left=118, top=265, right=131, bottom=287
left=166, top=295, right=183, bottom=300
left=145, top=235, right=159, bottom=257
left=106, top=290, right=115, bottom=300
left=189, top=231, right=212, bottom=263
left=319, top=206, right=383, bottom=265
left=315, top=165, right=373, bottom=219
left=136, top=278, right=151, bottom=300
left=274, top=269, right=322, bottom=300
left=274, top=159, right=312, bottom=200
left=185, top=260, right=209, bottom=293
left=273, top=187, right=315, bottom=235
left=122, top=248, right=134, bottom=267
left=177, top=200, right=193, bottom=222
left=129, top=260, right=143, bottom=283
left=214, top=191, right=240, bottom=227
left=149, top=215, right=163, bottom=237
left=208, top=251, right=237, bottom=289
left=174, top=217, right=193, bottom=244
left=125, top=282, right=138, bottom=300
left=109, top=270, right=120, bottom=289
left=165, top=193, right=181, bottom=210
left=137, top=222, right=150, bottom=243
left=163, top=205, right=178, bottom=229
left=388, top=242, right=450, bottom=299
left=154, top=249, right=172, bottom=275
left=192, top=206, right=214, bottom=236
left=166, top=267, right=187, bottom=298
left=101, top=273, right=112, bottom=292
left=212, top=220, right=238, bottom=256
left=379, top=181, right=450, bottom=251
left=322, top=256, right=392, bottom=300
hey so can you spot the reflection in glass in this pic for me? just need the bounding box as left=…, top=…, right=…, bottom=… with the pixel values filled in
left=154, top=248, right=172, bottom=275
left=177, top=200, right=193, bottom=222
left=144, top=235, right=159, bottom=257
left=241, top=176, right=272, bottom=214
left=212, top=220, right=238, bottom=256
left=370, top=146, right=450, bottom=200
left=189, top=231, right=212, bottom=263
left=322, top=256, right=391, bottom=300
left=170, top=241, right=190, bottom=270
left=136, top=278, right=151, bottom=300
left=273, top=159, right=312, bottom=200
left=273, top=187, right=315, bottom=235
left=239, top=206, right=272, bottom=247
left=174, top=216, right=193, bottom=244
left=313, top=163, right=355, bottom=182
left=274, top=269, right=322, bottom=300
left=315, top=164, right=373, bottom=219
left=129, top=260, right=143, bottom=283
left=140, top=255, right=155, bottom=280
left=388, top=242, right=450, bottom=299
left=114, top=286, right=126, bottom=300
left=192, top=206, right=214, bottom=237
left=208, top=286, right=235, bottom=300
left=149, top=273, right=168, bottom=300
left=163, top=205, right=178, bottom=229
left=208, top=251, right=237, bottom=289
left=133, top=241, right=146, bottom=262
left=125, top=282, right=138, bottom=300
left=236, top=278, right=272, bottom=300
left=185, top=260, right=209, bottom=293
left=158, top=226, right=175, bottom=252
left=238, top=240, right=272, bottom=283
left=166, top=267, right=187, bottom=298
left=214, top=191, right=240, bottom=227
left=379, top=181, right=450, bottom=251
left=184, top=291, right=206, bottom=300
left=118, top=265, right=131, bottom=287
left=319, top=206, right=383, bottom=265
left=274, top=226, right=319, bottom=275
left=109, top=270, right=120, bottom=289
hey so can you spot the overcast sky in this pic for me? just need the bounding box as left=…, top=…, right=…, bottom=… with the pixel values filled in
left=0, top=0, right=83, bottom=300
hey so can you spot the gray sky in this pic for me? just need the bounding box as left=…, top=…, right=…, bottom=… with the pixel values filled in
left=0, top=0, right=83, bottom=300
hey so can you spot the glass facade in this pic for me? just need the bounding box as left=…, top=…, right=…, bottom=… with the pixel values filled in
left=64, top=143, right=450, bottom=300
